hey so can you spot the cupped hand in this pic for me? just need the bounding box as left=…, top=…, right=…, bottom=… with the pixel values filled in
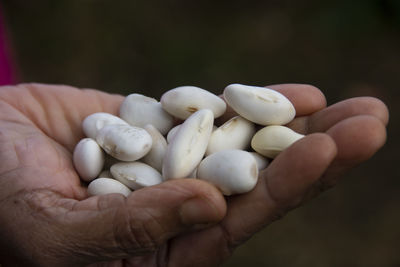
left=0, top=83, right=388, bottom=267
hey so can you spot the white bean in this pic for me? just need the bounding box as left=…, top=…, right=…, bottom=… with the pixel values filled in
left=119, top=93, right=174, bottom=135
left=251, top=125, right=304, bottom=158
left=223, top=84, right=295, bottom=125
left=168, top=124, right=217, bottom=144
left=96, top=124, right=152, bottom=161
left=82, top=112, right=128, bottom=139
left=142, top=124, right=167, bottom=172
left=166, top=124, right=181, bottom=144
left=111, top=162, right=163, bottom=190
left=249, top=152, right=269, bottom=170
left=162, top=109, right=214, bottom=180
left=88, top=178, right=131, bottom=197
left=197, top=150, right=258, bottom=196
left=73, top=138, right=104, bottom=182
left=161, top=86, right=226, bottom=120
left=206, top=116, right=255, bottom=156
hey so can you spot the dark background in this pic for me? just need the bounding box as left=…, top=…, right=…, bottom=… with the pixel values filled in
left=3, top=0, right=400, bottom=266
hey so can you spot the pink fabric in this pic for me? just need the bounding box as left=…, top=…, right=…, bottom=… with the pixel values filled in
left=0, top=4, right=16, bottom=86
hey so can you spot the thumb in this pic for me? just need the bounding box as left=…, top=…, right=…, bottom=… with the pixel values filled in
left=60, top=179, right=226, bottom=265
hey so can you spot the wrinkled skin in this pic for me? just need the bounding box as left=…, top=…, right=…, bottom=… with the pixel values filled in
left=0, top=83, right=388, bottom=267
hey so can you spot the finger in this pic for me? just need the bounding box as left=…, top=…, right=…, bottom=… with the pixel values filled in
left=0, top=83, right=124, bottom=150
left=313, top=115, right=387, bottom=192
left=222, top=133, right=337, bottom=236
left=167, top=133, right=337, bottom=267
left=216, top=84, right=327, bottom=124
left=287, top=96, right=389, bottom=134
left=310, top=96, right=389, bottom=132
left=268, top=84, right=327, bottom=116
left=58, top=179, right=226, bottom=265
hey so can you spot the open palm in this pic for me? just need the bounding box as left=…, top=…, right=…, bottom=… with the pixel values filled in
left=0, top=83, right=388, bottom=267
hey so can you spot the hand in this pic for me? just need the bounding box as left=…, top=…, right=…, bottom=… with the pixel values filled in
left=0, top=83, right=388, bottom=267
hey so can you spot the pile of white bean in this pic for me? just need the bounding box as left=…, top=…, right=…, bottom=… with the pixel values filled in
left=73, top=84, right=305, bottom=197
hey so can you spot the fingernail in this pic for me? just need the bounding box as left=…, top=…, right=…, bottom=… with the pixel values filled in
left=180, top=197, right=219, bottom=225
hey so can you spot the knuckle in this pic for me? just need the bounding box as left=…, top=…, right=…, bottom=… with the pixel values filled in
left=113, top=207, right=164, bottom=255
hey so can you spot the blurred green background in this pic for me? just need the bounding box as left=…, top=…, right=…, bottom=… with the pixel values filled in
left=3, top=0, right=400, bottom=266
